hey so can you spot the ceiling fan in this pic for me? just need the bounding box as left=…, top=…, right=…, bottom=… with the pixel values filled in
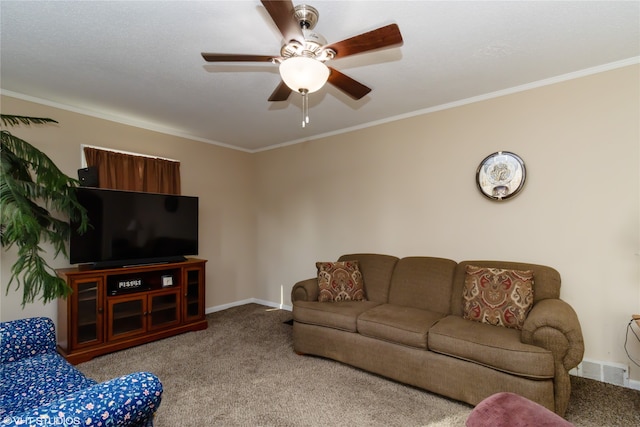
left=201, top=0, right=403, bottom=126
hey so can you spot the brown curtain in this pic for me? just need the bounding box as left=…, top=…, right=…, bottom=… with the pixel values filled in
left=84, top=147, right=181, bottom=195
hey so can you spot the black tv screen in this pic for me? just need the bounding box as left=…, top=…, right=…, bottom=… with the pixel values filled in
left=70, top=187, right=199, bottom=268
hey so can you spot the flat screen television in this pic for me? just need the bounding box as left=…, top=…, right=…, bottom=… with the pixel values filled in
left=70, top=187, right=199, bottom=269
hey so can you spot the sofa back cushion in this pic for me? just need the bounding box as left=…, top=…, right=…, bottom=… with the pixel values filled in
left=338, top=254, right=399, bottom=303
left=388, top=257, right=457, bottom=313
left=451, top=260, right=561, bottom=316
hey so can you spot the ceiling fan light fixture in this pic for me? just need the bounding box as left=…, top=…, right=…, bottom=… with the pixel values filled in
left=279, top=56, right=329, bottom=93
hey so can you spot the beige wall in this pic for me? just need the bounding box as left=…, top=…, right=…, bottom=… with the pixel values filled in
left=254, top=65, right=640, bottom=380
left=1, top=64, right=638, bottom=382
left=0, top=95, right=257, bottom=322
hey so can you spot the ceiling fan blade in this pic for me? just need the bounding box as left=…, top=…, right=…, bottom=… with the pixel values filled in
left=261, top=0, right=305, bottom=45
left=323, top=23, right=403, bottom=59
left=328, top=67, right=371, bottom=100
left=201, top=53, right=275, bottom=62
left=268, top=80, right=292, bottom=102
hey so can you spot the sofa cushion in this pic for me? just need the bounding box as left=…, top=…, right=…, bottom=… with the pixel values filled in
left=462, top=265, right=534, bottom=330
left=316, top=261, right=366, bottom=302
left=357, top=304, right=445, bottom=349
left=293, top=300, right=382, bottom=332
left=428, top=315, right=554, bottom=379
left=0, top=353, right=97, bottom=417
left=451, top=261, right=561, bottom=317
left=388, top=257, right=457, bottom=313
left=338, top=254, right=399, bottom=303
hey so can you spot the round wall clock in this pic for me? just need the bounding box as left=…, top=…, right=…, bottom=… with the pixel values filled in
left=476, top=151, right=526, bottom=200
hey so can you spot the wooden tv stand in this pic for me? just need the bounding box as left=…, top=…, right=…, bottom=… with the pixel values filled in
left=56, top=258, right=207, bottom=364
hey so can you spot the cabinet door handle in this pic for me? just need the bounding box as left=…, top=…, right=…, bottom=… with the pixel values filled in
left=98, top=307, right=103, bottom=314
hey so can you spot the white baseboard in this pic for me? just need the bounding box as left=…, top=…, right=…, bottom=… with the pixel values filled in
left=205, top=298, right=291, bottom=315
left=568, top=358, right=640, bottom=390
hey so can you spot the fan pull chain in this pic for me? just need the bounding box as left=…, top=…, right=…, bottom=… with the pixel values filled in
left=300, top=89, right=310, bottom=128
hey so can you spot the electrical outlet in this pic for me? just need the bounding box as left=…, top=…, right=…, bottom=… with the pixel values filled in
left=633, top=314, right=640, bottom=328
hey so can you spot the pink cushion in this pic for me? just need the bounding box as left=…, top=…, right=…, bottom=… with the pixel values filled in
left=466, top=392, right=573, bottom=427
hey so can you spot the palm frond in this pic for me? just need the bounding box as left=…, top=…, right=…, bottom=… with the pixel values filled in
left=1, top=115, right=58, bottom=127
left=1, top=114, right=88, bottom=306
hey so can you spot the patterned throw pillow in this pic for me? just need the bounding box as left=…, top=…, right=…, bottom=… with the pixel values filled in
left=463, top=265, right=534, bottom=330
left=316, top=261, right=367, bottom=302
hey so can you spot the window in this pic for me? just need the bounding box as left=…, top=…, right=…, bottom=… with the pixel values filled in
left=83, top=146, right=180, bottom=195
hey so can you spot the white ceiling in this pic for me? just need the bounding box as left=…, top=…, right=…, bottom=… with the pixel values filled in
left=1, top=1, right=638, bottom=152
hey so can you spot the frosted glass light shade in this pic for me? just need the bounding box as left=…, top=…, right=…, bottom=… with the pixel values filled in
left=279, top=57, right=330, bottom=93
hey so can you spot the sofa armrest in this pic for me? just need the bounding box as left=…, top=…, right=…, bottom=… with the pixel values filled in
left=521, top=299, right=584, bottom=371
left=0, top=317, right=57, bottom=363
left=2, top=372, right=163, bottom=427
left=291, top=278, right=319, bottom=302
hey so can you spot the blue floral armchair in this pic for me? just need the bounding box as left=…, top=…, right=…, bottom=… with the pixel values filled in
left=1, top=317, right=162, bottom=427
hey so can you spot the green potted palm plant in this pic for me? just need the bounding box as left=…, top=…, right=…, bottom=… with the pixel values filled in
left=1, top=114, right=88, bottom=306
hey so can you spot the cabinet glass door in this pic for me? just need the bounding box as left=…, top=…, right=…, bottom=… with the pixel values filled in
left=73, top=278, right=104, bottom=348
left=149, top=290, right=180, bottom=330
left=184, top=268, right=203, bottom=321
left=108, top=297, right=145, bottom=340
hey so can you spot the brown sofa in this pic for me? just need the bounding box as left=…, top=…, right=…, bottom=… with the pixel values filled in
left=291, top=254, right=584, bottom=416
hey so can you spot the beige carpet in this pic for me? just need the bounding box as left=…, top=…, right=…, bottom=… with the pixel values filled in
left=77, top=303, right=640, bottom=426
